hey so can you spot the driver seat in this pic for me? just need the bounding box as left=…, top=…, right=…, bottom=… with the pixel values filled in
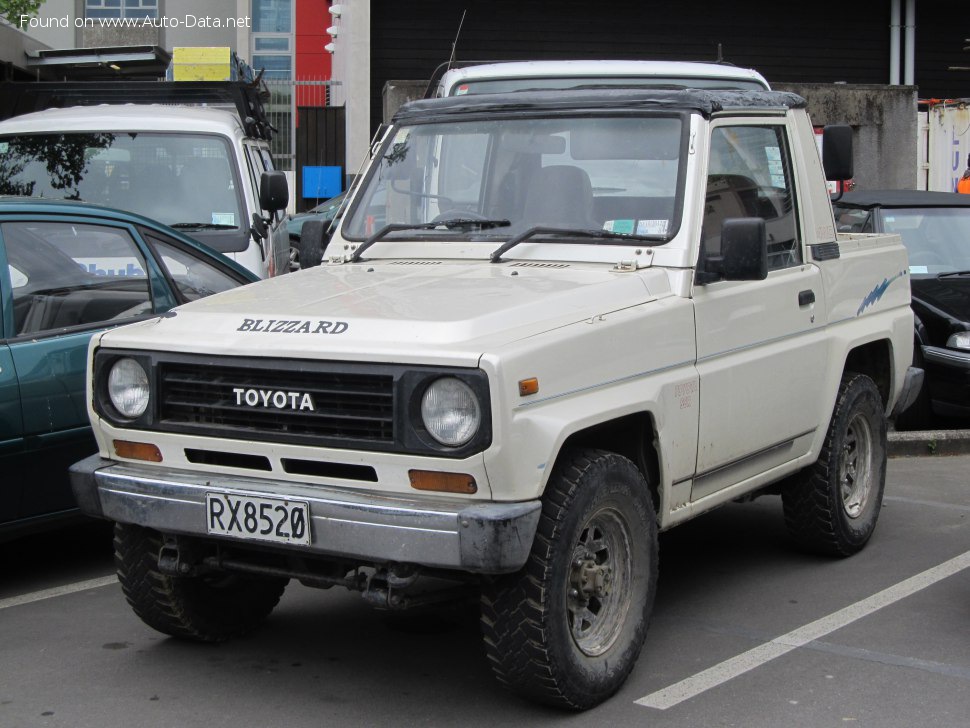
left=523, top=165, right=597, bottom=229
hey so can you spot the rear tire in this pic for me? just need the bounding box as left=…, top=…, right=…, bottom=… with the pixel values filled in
left=782, top=373, right=887, bottom=556
left=480, top=449, right=658, bottom=710
left=114, top=523, right=287, bottom=642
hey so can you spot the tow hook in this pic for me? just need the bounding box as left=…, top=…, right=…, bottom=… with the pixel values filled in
left=157, top=538, right=196, bottom=576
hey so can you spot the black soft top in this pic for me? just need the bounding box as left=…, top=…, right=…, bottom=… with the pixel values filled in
left=834, top=190, right=970, bottom=209
left=392, top=88, right=806, bottom=124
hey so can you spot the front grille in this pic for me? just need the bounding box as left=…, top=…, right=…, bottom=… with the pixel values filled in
left=159, top=362, right=395, bottom=445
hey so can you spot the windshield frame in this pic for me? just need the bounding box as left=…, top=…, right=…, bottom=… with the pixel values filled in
left=340, top=108, right=692, bottom=252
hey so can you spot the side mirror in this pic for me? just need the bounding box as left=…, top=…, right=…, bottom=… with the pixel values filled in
left=297, top=219, right=329, bottom=268
left=259, top=171, right=289, bottom=213
left=822, top=124, right=854, bottom=181
left=698, top=217, right=768, bottom=284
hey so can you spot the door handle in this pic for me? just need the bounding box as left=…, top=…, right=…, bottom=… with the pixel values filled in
left=798, top=289, right=816, bottom=306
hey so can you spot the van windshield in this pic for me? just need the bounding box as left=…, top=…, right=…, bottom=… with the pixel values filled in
left=450, top=76, right=768, bottom=95
left=342, top=114, right=686, bottom=244
left=0, top=132, right=243, bottom=230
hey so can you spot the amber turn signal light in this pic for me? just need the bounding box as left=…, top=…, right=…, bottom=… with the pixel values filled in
left=518, top=377, right=539, bottom=396
left=113, top=440, right=163, bottom=462
left=408, top=470, right=477, bottom=494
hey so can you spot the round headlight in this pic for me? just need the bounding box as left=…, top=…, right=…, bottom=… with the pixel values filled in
left=421, top=377, right=481, bottom=447
left=107, top=358, right=150, bottom=419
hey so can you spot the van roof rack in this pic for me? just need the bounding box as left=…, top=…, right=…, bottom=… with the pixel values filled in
left=0, top=79, right=276, bottom=140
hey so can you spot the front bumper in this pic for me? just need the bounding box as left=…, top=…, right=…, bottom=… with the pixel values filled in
left=69, top=454, right=541, bottom=574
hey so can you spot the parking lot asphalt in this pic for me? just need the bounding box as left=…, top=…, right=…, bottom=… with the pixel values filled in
left=1, top=454, right=967, bottom=727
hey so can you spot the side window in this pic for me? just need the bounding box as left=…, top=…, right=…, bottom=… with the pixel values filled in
left=2, top=221, right=152, bottom=336
left=834, top=207, right=873, bottom=233
left=703, top=125, right=801, bottom=271
left=146, top=234, right=246, bottom=302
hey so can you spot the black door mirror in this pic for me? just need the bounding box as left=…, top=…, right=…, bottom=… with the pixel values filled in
left=259, top=171, right=289, bottom=213
left=822, top=124, right=854, bottom=181
left=698, top=217, right=768, bottom=284
left=297, top=219, right=329, bottom=268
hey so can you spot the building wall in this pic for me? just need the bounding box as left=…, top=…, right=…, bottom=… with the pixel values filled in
left=368, top=0, right=970, bottom=134
left=775, top=83, right=920, bottom=190
left=295, top=0, right=332, bottom=105
left=329, top=0, right=369, bottom=179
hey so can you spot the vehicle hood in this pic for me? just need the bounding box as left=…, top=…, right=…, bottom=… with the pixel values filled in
left=102, top=261, right=668, bottom=365
left=911, top=276, right=970, bottom=324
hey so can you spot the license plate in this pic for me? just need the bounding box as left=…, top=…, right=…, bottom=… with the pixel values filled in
left=205, top=492, right=311, bottom=546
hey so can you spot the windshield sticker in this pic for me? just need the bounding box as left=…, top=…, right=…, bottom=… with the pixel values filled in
left=0, top=142, right=7, bottom=154
left=393, top=128, right=410, bottom=145
left=603, top=219, right=635, bottom=234
left=237, top=319, right=349, bottom=335
left=765, top=146, right=781, bottom=161
left=909, top=265, right=929, bottom=274
left=637, top=219, right=669, bottom=236
left=456, top=84, right=470, bottom=95
left=212, top=213, right=235, bottom=226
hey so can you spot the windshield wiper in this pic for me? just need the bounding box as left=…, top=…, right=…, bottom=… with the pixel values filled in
left=171, top=222, right=238, bottom=230
left=490, top=226, right=667, bottom=263
left=349, top=218, right=510, bottom=262
left=937, top=270, right=970, bottom=278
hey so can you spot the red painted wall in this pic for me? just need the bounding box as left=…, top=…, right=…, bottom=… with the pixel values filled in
left=295, top=0, right=332, bottom=107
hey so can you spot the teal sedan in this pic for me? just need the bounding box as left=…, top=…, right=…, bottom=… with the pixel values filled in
left=0, top=198, right=258, bottom=540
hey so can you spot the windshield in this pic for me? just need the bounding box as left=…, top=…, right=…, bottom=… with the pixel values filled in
left=342, top=114, right=685, bottom=243
left=450, top=76, right=767, bottom=95
left=0, top=133, right=243, bottom=230
left=879, top=207, right=970, bottom=274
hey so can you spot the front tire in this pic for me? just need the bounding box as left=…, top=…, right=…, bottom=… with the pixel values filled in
left=782, top=373, right=887, bottom=556
left=480, top=449, right=658, bottom=710
left=114, top=523, right=288, bottom=642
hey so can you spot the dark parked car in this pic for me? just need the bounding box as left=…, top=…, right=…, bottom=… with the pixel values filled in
left=285, top=192, right=345, bottom=240
left=833, top=190, right=970, bottom=428
left=0, top=198, right=258, bottom=540
left=285, top=192, right=345, bottom=270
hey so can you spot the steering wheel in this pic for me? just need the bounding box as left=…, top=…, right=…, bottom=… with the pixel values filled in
left=431, top=210, right=487, bottom=224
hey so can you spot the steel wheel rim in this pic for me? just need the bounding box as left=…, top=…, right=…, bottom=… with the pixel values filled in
left=840, top=412, right=873, bottom=518
left=566, top=507, right=633, bottom=657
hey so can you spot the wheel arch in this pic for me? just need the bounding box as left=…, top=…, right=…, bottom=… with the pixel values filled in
left=843, top=338, right=893, bottom=408
left=554, top=412, right=661, bottom=515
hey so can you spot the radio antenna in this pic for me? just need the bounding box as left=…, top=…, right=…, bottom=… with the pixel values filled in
left=448, top=10, right=467, bottom=69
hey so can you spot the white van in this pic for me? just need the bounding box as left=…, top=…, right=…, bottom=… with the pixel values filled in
left=435, top=59, right=771, bottom=97
left=0, top=86, right=290, bottom=278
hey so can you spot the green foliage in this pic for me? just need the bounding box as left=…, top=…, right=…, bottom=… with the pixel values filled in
left=0, top=0, right=45, bottom=25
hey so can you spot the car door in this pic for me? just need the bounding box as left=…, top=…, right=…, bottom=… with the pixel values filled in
left=2, top=217, right=163, bottom=520
left=248, top=143, right=292, bottom=274
left=0, top=250, right=25, bottom=523
left=691, top=120, right=829, bottom=500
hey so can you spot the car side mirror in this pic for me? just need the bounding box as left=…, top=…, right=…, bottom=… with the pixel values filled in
left=297, top=219, right=329, bottom=269
left=697, top=217, right=768, bottom=284
left=259, top=171, right=289, bottom=213
left=822, top=124, right=854, bottom=181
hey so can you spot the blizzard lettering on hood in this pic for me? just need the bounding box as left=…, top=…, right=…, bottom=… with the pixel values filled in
left=237, top=319, right=349, bottom=334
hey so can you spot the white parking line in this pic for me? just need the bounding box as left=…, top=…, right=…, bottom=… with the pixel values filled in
left=0, top=575, right=117, bottom=611
left=636, top=549, right=970, bottom=710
